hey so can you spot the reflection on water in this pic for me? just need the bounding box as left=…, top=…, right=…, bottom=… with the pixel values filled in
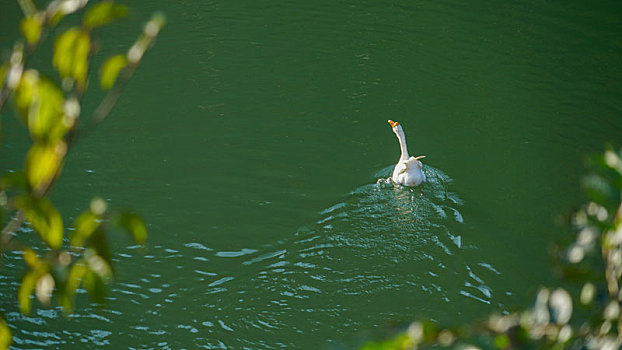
left=1, top=166, right=502, bottom=348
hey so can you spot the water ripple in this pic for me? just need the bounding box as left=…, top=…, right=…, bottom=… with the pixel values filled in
left=185, top=165, right=500, bottom=347
left=214, top=248, right=257, bottom=258
left=0, top=166, right=500, bottom=349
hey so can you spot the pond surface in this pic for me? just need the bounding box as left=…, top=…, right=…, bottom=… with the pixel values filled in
left=1, top=0, right=622, bottom=348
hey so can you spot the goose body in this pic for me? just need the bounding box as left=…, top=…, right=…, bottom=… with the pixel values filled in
left=388, top=120, right=426, bottom=187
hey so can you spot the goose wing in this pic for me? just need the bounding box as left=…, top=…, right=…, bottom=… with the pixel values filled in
left=397, top=159, right=410, bottom=175
left=400, top=156, right=426, bottom=174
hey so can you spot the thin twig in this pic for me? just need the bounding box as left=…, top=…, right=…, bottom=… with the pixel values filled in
left=1, top=211, right=25, bottom=250
left=1, top=7, right=164, bottom=249
left=0, top=86, right=10, bottom=113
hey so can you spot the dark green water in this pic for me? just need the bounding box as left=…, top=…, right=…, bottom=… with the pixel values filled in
left=1, top=0, right=622, bottom=348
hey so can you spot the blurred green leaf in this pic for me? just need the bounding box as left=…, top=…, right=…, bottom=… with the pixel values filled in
left=99, top=54, right=127, bottom=90
left=53, top=28, right=91, bottom=90
left=18, top=270, right=39, bottom=314
left=49, top=11, right=65, bottom=27
left=25, top=141, right=66, bottom=193
left=83, top=2, right=129, bottom=29
left=62, top=261, right=88, bottom=312
left=14, top=70, right=37, bottom=121
left=88, top=230, right=113, bottom=269
left=30, top=78, right=67, bottom=139
left=0, top=315, right=11, bottom=350
left=20, top=15, right=42, bottom=45
left=115, top=210, right=147, bottom=244
left=583, top=174, right=619, bottom=213
left=14, top=195, right=64, bottom=250
left=22, top=247, right=42, bottom=269
left=53, top=28, right=80, bottom=78
left=71, top=210, right=101, bottom=247
left=67, top=262, right=87, bottom=290
left=72, top=31, right=90, bottom=90
left=83, top=269, right=106, bottom=303
left=586, top=152, right=622, bottom=188
left=14, top=71, right=70, bottom=140
left=494, top=334, right=510, bottom=348
left=420, top=321, right=439, bottom=343
left=360, top=333, right=413, bottom=350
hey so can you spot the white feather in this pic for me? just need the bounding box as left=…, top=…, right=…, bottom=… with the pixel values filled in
left=389, top=121, right=426, bottom=187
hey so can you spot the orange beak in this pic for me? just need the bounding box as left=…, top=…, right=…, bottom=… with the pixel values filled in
left=388, top=120, right=400, bottom=128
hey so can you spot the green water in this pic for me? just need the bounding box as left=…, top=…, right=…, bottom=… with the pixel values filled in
left=1, top=0, right=622, bottom=348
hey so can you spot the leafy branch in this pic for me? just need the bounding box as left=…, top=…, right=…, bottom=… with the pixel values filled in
left=0, top=0, right=164, bottom=347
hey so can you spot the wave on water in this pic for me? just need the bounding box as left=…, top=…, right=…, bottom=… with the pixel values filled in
left=0, top=165, right=503, bottom=349
left=212, top=164, right=502, bottom=347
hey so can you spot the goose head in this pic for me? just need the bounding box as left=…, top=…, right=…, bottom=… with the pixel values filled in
left=388, top=119, right=404, bottom=137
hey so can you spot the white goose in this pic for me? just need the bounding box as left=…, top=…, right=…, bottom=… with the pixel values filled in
left=388, top=119, right=426, bottom=186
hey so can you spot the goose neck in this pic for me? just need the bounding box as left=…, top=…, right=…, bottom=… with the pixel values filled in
left=397, top=131, right=409, bottom=161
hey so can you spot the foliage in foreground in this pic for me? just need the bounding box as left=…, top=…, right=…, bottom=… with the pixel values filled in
left=0, top=0, right=165, bottom=347
left=361, top=147, right=622, bottom=349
